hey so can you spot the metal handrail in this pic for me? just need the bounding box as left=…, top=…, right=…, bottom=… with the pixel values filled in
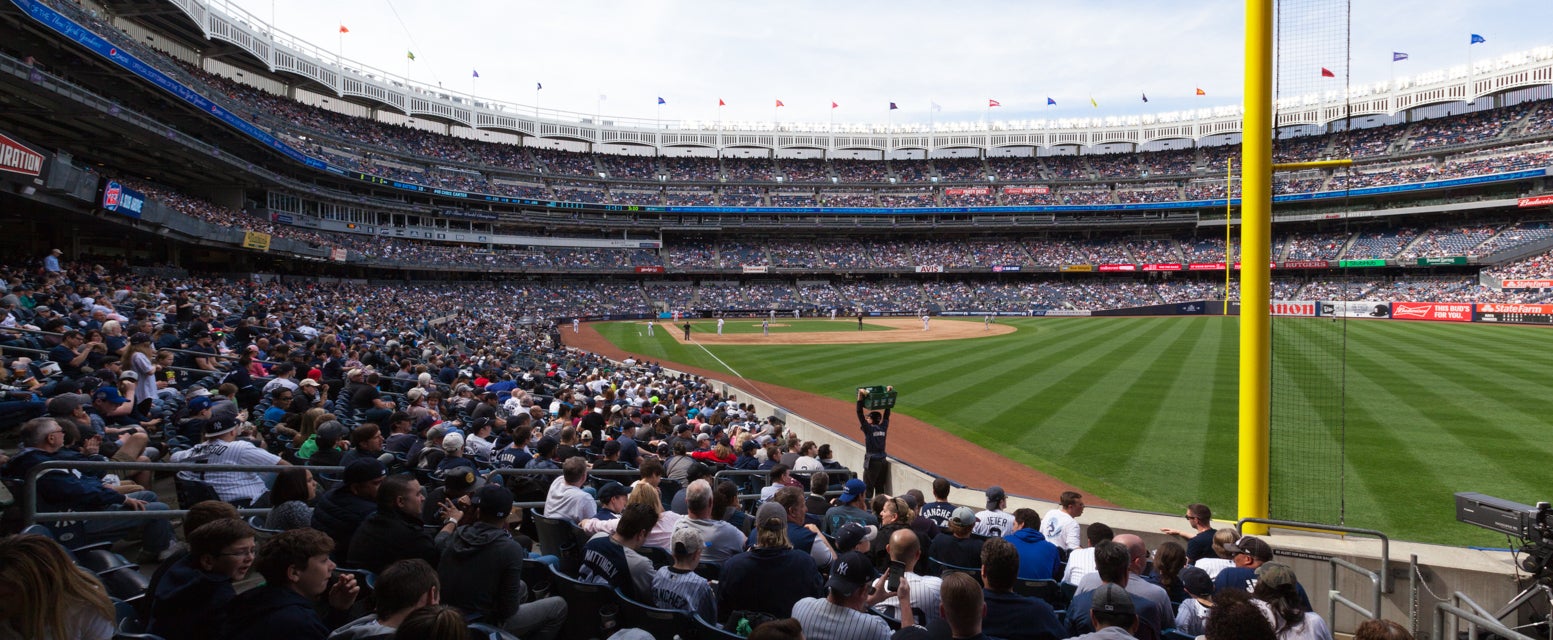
left=1329, top=555, right=1384, bottom=623
left=1237, top=517, right=1392, bottom=592
left=20, top=460, right=343, bottom=527
left=1433, top=591, right=1539, bottom=640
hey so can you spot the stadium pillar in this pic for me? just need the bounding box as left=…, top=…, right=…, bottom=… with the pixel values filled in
left=1238, top=0, right=1273, bottom=535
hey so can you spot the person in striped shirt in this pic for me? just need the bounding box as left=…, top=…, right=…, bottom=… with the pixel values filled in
left=651, top=526, right=716, bottom=622
left=791, top=550, right=910, bottom=640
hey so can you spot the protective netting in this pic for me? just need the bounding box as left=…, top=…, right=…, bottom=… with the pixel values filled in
left=1268, top=0, right=1352, bottom=526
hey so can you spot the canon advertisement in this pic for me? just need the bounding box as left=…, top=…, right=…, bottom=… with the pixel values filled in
left=1269, top=301, right=1318, bottom=317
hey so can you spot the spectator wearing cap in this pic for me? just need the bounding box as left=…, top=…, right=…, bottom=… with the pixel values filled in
left=579, top=501, right=661, bottom=601
left=791, top=549, right=905, bottom=640
left=1073, top=583, right=1142, bottom=640
left=409, top=425, right=447, bottom=473
left=1252, top=562, right=1332, bottom=640
left=929, top=507, right=986, bottom=570
left=733, top=438, right=761, bottom=471
left=2, top=417, right=180, bottom=564
left=1066, top=541, right=1162, bottom=640
left=1065, top=522, right=1115, bottom=587
left=292, top=378, right=326, bottom=413
left=654, top=526, right=717, bottom=622
left=823, top=478, right=879, bottom=536
left=380, top=411, right=418, bottom=455
left=182, top=331, right=219, bottom=373
left=591, top=439, right=631, bottom=476
left=311, top=458, right=387, bottom=560
left=1173, top=566, right=1216, bottom=635
left=347, top=474, right=458, bottom=575
left=1213, top=535, right=1311, bottom=610
left=307, top=421, right=350, bottom=467
left=719, top=500, right=824, bottom=623
left=974, top=486, right=1015, bottom=537
left=421, top=466, right=482, bottom=526
left=834, top=522, right=878, bottom=556
left=674, top=478, right=747, bottom=563
left=593, top=480, right=631, bottom=521
left=463, top=417, right=496, bottom=461
left=1005, top=507, right=1062, bottom=581
left=439, top=482, right=569, bottom=640
left=168, top=414, right=288, bottom=506
left=350, top=372, right=385, bottom=411
left=579, top=394, right=608, bottom=444
left=177, top=394, right=216, bottom=441
left=435, top=432, right=477, bottom=477
left=1041, top=490, right=1086, bottom=551
left=1161, top=503, right=1217, bottom=563
left=979, top=536, right=1066, bottom=640
left=43, top=247, right=62, bottom=273
left=470, top=391, right=503, bottom=428
left=221, top=528, right=361, bottom=640
left=544, top=456, right=596, bottom=522
left=1078, top=534, right=1173, bottom=632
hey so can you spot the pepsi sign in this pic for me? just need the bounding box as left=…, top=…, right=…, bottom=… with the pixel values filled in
left=101, top=180, right=146, bottom=218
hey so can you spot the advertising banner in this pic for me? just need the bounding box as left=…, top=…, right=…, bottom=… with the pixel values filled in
left=1416, top=257, right=1467, bottom=266
left=1281, top=260, right=1331, bottom=269
left=0, top=131, right=45, bottom=177
left=1043, top=310, right=1092, bottom=317
left=944, top=187, right=990, bottom=196
left=1270, top=300, right=1318, bottom=317
left=1476, top=303, right=1553, bottom=324
left=330, top=248, right=347, bottom=262
left=1141, top=263, right=1182, bottom=272
left=1188, top=262, right=1226, bottom=271
left=741, top=265, right=768, bottom=274
left=1002, top=186, right=1050, bottom=195
left=1339, top=259, right=1388, bottom=268
left=1500, top=279, right=1553, bottom=289
left=1060, top=265, right=1093, bottom=272
left=1097, top=264, right=1136, bottom=272
left=991, top=265, right=1022, bottom=272
left=100, top=180, right=146, bottom=219
left=1391, top=302, right=1473, bottom=322
left=1320, top=300, right=1391, bottom=318
left=915, top=265, right=945, bottom=273
left=1516, top=195, right=1553, bottom=208
left=634, top=266, right=665, bottom=274
left=242, top=231, right=271, bottom=251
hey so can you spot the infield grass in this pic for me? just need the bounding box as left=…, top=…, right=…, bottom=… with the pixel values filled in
left=594, top=316, right=1553, bottom=546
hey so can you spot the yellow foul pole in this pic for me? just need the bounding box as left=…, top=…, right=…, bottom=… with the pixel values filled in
left=1226, top=159, right=1233, bottom=309
left=1239, top=0, right=1273, bottom=535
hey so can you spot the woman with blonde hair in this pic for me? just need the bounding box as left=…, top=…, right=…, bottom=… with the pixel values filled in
left=1194, top=527, right=1241, bottom=579
left=0, top=534, right=115, bottom=640
left=580, top=482, right=683, bottom=550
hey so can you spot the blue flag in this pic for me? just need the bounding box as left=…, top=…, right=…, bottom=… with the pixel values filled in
left=1046, top=97, right=1056, bottom=105
left=1141, top=93, right=1149, bottom=103
left=1471, top=34, right=1486, bottom=44
left=472, top=69, right=480, bottom=78
left=1392, top=52, right=1408, bottom=61
left=657, top=97, right=666, bottom=105
left=889, top=102, right=898, bottom=110
left=536, top=82, right=543, bottom=90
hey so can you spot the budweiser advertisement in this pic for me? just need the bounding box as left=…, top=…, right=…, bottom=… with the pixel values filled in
left=0, top=132, right=45, bottom=177
left=1269, top=300, right=1318, bottom=317
left=1500, top=279, right=1553, bottom=289
left=1516, top=195, right=1553, bottom=208
left=1390, top=302, right=1472, bottom=322
left=633, top=266, right=665, bottom=274
left=1097, top=264, right=1136, bottom=272
left=1002, top=186, right=1049, bottom=195
left=1140, top=263, right=1182, bottom=272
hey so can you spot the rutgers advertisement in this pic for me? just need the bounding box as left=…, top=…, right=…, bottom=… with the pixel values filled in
left=1391, top=302, right=1472, bottom=322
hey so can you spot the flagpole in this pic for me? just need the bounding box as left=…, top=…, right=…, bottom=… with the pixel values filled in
left=1467, top=40, right=1475, bottom=105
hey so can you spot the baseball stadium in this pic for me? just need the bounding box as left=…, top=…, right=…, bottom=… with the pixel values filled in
left=0, top=0, right=1550, bottom=638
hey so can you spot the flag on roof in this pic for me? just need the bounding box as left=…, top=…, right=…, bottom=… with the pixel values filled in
left=1393, top=52, right=1409, bottom=62
left=1196, top=88, right=1206, bottom=96
left=1471, top=34, right=1486, bottom=44
left=889, top=102, right=898, bottom=110
left=1090, top=96, right=1098, bottom=108
left=1046, top=97, right=1056, bottom=105
left=472, top=70, right=479, bottom=78
left=536, top=82, right=542, bottom=90
left=930, top=102, right=942, bottom=112
left=718, top=98, right=725, bottom=106
left=1321, top=67, right=1336, bottom=77
left=657, top=97, right=666, bottom=105
left=339, top=24, right=349, bottom=33
left=406, top=51, right=415, bottom=61
left=1141, top=93, right=1148, bottom=103
left=988, top=99, right=1001, bottom=108
left=831, top=101, right=838, bottom=109
left=776, top=99, right=785, bottom=107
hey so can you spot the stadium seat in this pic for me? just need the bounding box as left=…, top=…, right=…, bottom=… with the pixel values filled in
left=467, top=621, right=518, bottom=640
left=531, top=509, right=589, bottom=575
left=173, top=477, right=220, bottom=509
left=693, top=561, right=721, bottom=582
left=545, top=562, right=619, bottom=640
left=98, top=565, right=152, bottom=606
left=614, top=586, right=692, bottom=637
left=689, top=612, right=744, bottom=640
left=638, top=545, right=672, bottom=569
left=74, top=548, right=138, bottom=576
left=1013, top=578, right=1069, bottom=609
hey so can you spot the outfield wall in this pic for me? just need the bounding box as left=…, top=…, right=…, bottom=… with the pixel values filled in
left=667, top=361, right=1528, bottom=637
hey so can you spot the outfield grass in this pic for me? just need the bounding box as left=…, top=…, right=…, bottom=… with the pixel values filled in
left=594, top=316, right=1553, bottom=546
left=651, top=319, right=892, bottom=335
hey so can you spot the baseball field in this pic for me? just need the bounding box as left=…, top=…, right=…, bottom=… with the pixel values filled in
left=590, top=315, right=1553, bottom=547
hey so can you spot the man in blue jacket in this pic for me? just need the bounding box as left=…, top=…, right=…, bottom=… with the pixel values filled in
left=1, top=417, right=177, bottom=563
left=1005, top=508, right=1062, bottom=581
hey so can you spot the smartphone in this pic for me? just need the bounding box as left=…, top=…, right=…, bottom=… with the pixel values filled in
left=886, top=560, right=906, bottom=593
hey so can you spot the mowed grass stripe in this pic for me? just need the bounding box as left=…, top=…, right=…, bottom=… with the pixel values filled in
left=1128, top=318, right=1230, bottom=503
left=1360, top=321, right=1551, bottom=390
left=1191, top=318, right=1240, bottom=511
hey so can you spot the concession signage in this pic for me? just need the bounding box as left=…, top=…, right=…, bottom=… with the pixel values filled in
left=1097, top=264, right=1136, bottom=272
left=1390, top=302, right=1472, bottom=322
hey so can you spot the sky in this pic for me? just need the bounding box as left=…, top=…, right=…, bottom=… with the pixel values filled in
left=227, top=0, right=1553, bottom=129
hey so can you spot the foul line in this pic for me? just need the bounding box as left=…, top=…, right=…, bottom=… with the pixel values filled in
left=683, top=336, right=781, bottom=408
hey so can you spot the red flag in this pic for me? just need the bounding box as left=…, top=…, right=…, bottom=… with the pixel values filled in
left=775, top=99, right=785, bottom=108
left=831, top=101, right=838, bottom=109
left=988, top=99, right=1001, bottom=108
left=718, top=98, right=725, bottom=106
left=1195, top=88, right=1206, bottom=96
left=339, top=24, right=349, bottom=33
left=1320, top=67, right=1335, bottom=77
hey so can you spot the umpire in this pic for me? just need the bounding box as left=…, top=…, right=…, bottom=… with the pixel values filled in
left=856, top=386, right=894, bottom=498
